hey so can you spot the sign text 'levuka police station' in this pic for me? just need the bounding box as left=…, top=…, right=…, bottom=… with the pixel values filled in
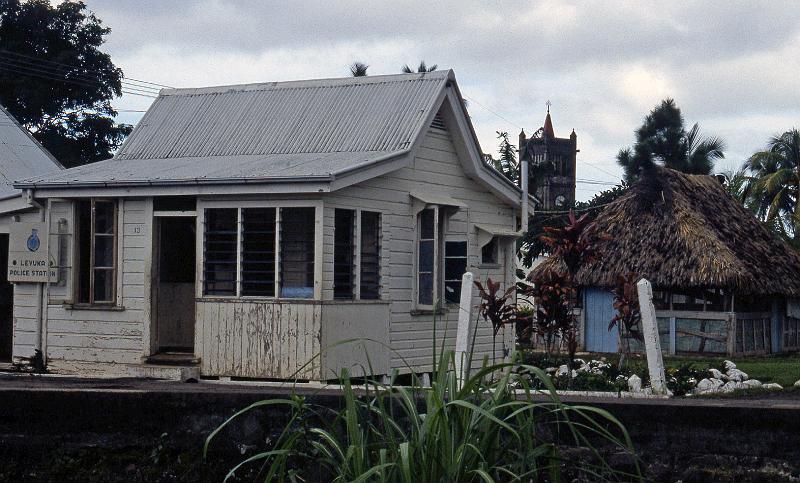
left=8, top=222, right=56, bottom=283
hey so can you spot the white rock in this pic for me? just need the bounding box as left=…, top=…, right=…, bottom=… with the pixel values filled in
left=726, top=368, right=749, bottom=382
left=578, top=364, right=590, bottom=373
left=721, top=381, right=738, bottom=393
left=571, top=370, right=578, bottom=378
left=709, top=378, right=725, bottom=390
left=762, top=383, right=783, bottom=391
left=545, top=367, right=557, bottom=374
left=742, top=379, right=762, bottom=389
left=628, top=374, right=642, bottom=393
left=695, top=378, right=715, bottom=394
left=794, top=380, right=800, bottom=387
left=723, top=360, right=737, bottom=371
left=556, top=365, right=569, bottom=377
left=709, top=368, right=724, bottom=380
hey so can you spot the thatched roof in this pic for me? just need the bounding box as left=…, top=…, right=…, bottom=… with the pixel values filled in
left=533, top=167, right=800, bottom=296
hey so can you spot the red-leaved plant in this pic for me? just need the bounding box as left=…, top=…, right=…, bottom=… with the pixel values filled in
left=609, top=273, right=643, bottom=369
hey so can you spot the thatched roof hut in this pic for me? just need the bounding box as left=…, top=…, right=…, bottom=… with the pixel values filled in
left=534, top=167, right=800, bottom=297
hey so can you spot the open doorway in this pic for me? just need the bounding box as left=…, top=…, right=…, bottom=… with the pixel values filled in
left=0, top=235, right=12, bottom=361
left=153, top=217, right=196, bottom=353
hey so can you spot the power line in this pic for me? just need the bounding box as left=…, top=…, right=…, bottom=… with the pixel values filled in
left=0, top=55, right=161, bottom=96
left=462, top=95, right=523, bottom=130
left=0, top=61, right=159, bottom=98
left=0, top=50, right=174, bottom=89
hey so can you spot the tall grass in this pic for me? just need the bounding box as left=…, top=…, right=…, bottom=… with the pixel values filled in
left=205, top=348, right=641, bottom=482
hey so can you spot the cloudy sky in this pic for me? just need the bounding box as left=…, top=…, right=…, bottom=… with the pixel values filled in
left=87, top=0, right=800, bottom=201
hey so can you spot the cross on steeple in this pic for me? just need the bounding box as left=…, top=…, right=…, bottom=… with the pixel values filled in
left=546, top=100, right=551, bottom=113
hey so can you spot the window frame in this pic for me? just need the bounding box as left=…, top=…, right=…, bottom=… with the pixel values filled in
left=414, top=206, right=443, bottom=311
left=198, top=200, right=322, bottom=300
left=443, top=240, right=468, bottom=304
left=333, top=208, right=383, bottom=301
left=74, top=198, right=118, bottom=306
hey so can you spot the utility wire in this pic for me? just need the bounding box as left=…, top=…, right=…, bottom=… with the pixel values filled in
left=0, top=61, right=159, bottom=98
left=0, top=50, right=174, bottom=89
left=0, top=55, right=161, bottom=96
left=462, top=95, right=523, bottom=130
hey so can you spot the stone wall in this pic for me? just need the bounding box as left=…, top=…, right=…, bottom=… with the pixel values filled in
left=0, top=378, right=798, bottom=481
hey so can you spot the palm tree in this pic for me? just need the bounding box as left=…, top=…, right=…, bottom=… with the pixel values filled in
left=349, top=62, right=368, bottom=77
left=744, top=128, right=800, bottom=242
left=617, top=99, right=725, bottom=182
left=401, top=61, right=437, bottom=73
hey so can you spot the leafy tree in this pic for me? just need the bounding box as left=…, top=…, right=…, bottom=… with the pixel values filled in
left=617, top=99, right=725, bottom=182
left=349, top=61, right=368, bottom=77
left=401, top=60, right=437, bottom=73
left=485, top=131, right=519, bottom=183
left=743, top=128, right=800, bottom=246
left=519, top=182, right=629, bottom=268
left=0, top=0, right=132, bottom=167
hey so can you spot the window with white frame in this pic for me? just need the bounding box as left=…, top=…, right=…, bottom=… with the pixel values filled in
left=333, top=209, right=382, bottom=300
left=444, top=240, right=467, bottom=303
left=416, top=207, right=441, bottom=307
left=202, top=206, right=316, bottom=299
left=75, top=199, right=117, bottom=304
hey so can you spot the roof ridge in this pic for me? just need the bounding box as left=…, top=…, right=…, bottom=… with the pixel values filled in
left=159, top=70, right=452, bottom=97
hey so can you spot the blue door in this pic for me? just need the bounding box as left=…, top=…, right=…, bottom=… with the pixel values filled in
left=584, top=288, right=618, bottom=353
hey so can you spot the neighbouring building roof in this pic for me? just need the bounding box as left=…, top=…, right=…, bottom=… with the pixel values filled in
left=18, top=71, right=452, bottom=188
left=533, top=167, right=800, bottom=296
left=0, top=105, right=61, bottom=199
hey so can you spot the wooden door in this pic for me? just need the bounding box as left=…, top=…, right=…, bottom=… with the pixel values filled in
left=155, top=218, right=196, bottom=352
left=584, top=288, right=618, bottom=353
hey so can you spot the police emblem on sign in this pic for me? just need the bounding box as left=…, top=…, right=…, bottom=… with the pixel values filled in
left=27, top=228, right=40, bottom=252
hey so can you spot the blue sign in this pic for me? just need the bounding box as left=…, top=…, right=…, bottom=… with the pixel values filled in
left=26, top=228, right=40, bottom=252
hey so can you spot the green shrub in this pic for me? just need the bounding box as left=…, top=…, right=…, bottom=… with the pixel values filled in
left=205, top=351, right=641, bottom=482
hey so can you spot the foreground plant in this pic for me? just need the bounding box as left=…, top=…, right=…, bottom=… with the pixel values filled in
left=205, top=351, right=641, bottom=482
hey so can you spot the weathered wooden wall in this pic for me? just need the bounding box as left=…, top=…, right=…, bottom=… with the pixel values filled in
left=324, top=122, right=517, bottom=373
left=195, top=300, right=322, bottom=380
left=320, top=301, right=390, bottom=379
left=12, top=198, right=152, bottom=364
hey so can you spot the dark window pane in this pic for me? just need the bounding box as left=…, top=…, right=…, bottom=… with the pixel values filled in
left=203, top=208, right=238, bottom=296
left=360, top=211, right=381, bottom=300
left=93, top=235, right=115, bottom=268
left=280, top=207, right=315, bottom=298
left=445, top=281, right=462, bottom=303
left=93, top=269, right=114, bottom=303
left=444, top=241, right=467, bottom=303
left=481, top=237, right=498, bottom=264
left=241, top=208, right=276, bottom=296
left=76, top=200, right=92, bottom=303
left=153, top=196, right=196, bottom=212
left=420, top=209, right=434, bottom=239
left=94, top=201, right=115, bottom=234
left=418, top=240, right=434, bottom=271
left=334, top=209, right=355, bottom=299
left=419, top=273, right=433, bottom=305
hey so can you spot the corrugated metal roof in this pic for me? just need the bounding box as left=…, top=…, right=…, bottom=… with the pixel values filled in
left=22, top=70, right=450, bottom=188
left=0, top=105, right=62, bottom=198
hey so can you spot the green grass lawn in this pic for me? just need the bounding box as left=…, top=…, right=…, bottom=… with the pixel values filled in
left=662, top=354, right=800, bottom=387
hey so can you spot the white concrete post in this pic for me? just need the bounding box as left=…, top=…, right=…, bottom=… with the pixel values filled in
left=636, top=278, right=668, bottom=395
left=454, top=272, right=474, bottom=388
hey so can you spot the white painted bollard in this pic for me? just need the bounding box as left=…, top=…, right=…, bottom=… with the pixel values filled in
left=636, top=278, right=668, bottom=395
left=454, top=272, right=474, bottom=388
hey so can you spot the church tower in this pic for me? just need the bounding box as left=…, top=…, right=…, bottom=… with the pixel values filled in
left=518, top=105, right=577, bottom=211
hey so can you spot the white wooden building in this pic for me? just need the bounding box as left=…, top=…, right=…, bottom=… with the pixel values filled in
left=12, top=71, right=531, bottom=380
left=0, top=105, right=63, bottom=362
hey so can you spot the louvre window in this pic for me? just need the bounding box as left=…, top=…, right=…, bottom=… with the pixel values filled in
left=360, top=211, right=381, bottom=299
left=75, top=199, right=117, bottom=304
left=334, top=209, right=355, bottom=299
left=203, top=208, right=238, bottom=296
left=444, top=241, right=467, bottom=303
left=280, top=207, right=315, bottom=299
left=241, top=208, right=276, bottom=296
